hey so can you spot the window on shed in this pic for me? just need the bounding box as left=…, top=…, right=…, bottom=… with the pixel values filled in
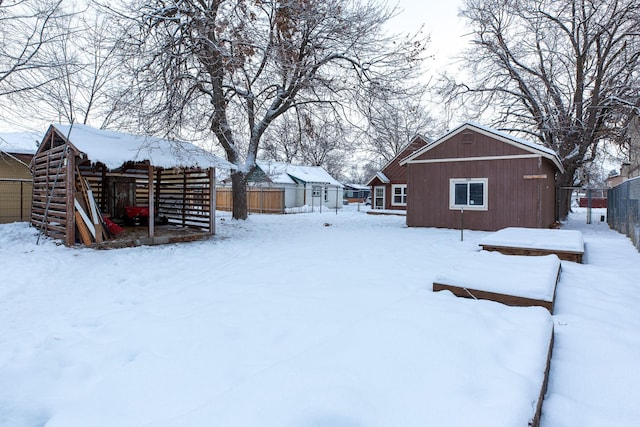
left=449, top=178, right=488, bottom=210
left=391, top=184, right=407, bottom=206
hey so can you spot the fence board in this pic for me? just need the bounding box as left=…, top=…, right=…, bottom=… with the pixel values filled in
left=216, top=187, right=284, bottom=214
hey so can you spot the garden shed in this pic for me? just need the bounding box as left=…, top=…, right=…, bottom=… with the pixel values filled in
left=31, top=124, right=232, bottom=247
left=400, top=122, right=564, bottom=231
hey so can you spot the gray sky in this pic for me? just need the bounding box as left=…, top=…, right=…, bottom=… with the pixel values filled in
left=387, top=0, right=468, bottom=74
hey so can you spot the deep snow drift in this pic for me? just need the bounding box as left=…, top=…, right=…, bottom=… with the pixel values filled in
left=0, top=207, right=638, bottom=426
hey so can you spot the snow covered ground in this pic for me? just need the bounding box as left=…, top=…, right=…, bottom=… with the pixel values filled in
left=0, top=207, right=638, bottom=426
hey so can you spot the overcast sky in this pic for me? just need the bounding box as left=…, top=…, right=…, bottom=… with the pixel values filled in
left=387, top=0, right=469, bottom=75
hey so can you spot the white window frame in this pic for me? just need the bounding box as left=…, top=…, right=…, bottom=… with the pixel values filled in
left=373, top=186, right=385, bottom=209
left=449, top=178, right=488, bottom=211
left=391, top=184, right=407, bottom=207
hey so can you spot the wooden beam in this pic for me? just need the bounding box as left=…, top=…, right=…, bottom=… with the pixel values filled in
left=209, top=167, right=216, bottom=235
left=65, top=151, right=75, bottom=246
left=523, top=174, right=548, bottom=179
left=148, top=164, right=155, bottom=238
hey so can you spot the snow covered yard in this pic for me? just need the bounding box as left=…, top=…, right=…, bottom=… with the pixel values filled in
left=0, top=207, right=638, bottom=426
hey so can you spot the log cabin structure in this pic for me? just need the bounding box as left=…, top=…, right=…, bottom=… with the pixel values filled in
left=31, top=124, right=233, bottom=247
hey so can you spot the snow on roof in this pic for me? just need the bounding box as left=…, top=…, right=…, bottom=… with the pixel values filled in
left=0, top=131, right=42, bottom=155
left=401, top=122, right=564, bottom=172
left=256, top=160, right=342, bottom=186
left=343, top=183, right=370, bottom=190
left=366, top=171, right=390, bottom=186
left=51, top=124, right=234, bottom=170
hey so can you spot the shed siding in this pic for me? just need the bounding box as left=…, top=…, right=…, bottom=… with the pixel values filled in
left=371, top=136, right=428, bottom=210
left=412, top=129, right=531, bottom=161
left=407, top=157, right=557, bottom=231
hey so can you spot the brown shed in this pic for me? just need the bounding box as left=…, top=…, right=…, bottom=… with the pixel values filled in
left=0, top=132, right=39, bottom=223
left=366, top=135, right=430, bottom=210
left=400, top=123, right=564, bottom=231
left=31, top=124, right=233, bottom=247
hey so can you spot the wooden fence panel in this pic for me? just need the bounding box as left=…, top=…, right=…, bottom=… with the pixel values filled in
left=0, top=179, right=33, bottom=223
left=216, top=187, right=284, bottom=214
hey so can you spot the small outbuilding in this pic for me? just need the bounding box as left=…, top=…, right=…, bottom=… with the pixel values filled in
left=31, top=124, right=233, bottom=247
left=400, top=122, right=564, bottom=231
left=367, top=135, right=429, bottom=210
left=0, top=131, right=40, bottom=223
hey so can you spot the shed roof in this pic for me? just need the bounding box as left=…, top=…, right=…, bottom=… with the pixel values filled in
left=365, top=134, right=430, bottom=186
left=45, top=124, right=234, bottom=170
left=256, top=160, right=342, bottom=186
left=400, top=122, right=564, bottom=173
left=0, top=131, right=41, bottom=155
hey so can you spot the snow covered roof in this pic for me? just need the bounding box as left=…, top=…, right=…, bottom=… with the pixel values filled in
left=0, top=131, right=41, bottom=155
left=255, top=160, right=342, bottom=186
left=343, top=183, right=370, bottom=190
left=47, top=124, right=234, bottom=170
left=400, top=122, right=564, bottom=172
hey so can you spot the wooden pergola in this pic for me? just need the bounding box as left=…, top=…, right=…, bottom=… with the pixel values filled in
left=31, top=124, right=233, bottom=247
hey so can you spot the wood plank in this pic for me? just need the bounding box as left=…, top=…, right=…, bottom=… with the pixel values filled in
left=75, top=211, right=93, bottom=245
left=433, top=282, right=555, bottom=312
left=74, top=198, right=96, bottom=239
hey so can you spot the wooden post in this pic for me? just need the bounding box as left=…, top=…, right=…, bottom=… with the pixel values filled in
left=65, top=152, right=75, bottom=246
left=209, top=167, right=216, bottom=235
left=148, top=164, right=155, bottom=238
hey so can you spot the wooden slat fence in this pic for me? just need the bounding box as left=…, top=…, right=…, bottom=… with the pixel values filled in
left=0, top=178, right=33, bottom=223
left=216, top=187, right=285, bottom=214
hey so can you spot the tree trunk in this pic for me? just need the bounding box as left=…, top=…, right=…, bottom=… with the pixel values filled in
left=556, top=168, right=578, bottom=220
left=231, top=170, right=249, bottom=220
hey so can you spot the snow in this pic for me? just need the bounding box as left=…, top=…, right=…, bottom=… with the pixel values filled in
left=256, top=160, right=342, bottom=186
left=0, top=207, right=638, bottom=426
left=434, top=251, right=561, bottom=301
left=51, top=124, right=234, bottom=170
left=0, top=131, right=42, bottom=154
left=480, top=227, right=585, bottom=253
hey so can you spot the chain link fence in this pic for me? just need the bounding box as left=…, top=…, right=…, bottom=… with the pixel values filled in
left=0, top=178, right=32, bottom=223
left=608, top=177, right=640, bottom=252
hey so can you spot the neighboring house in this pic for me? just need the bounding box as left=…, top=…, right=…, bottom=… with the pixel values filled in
left=400, top=122, right=564, bottom=231
left=0, top=131, right=40, bottom=223
left=366, top=135, right=430, bottom=210
left=31, top=124, right=232, bottom=246
left=247, top=160, right=343, bottom=210
left=342, top=183, right=370, bottom=204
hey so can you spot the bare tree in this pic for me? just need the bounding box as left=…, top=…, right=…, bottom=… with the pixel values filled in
left=359, top=85, right=438, bottom=163
left=0, top=0, right=68, bottom=124
left=14, top=3, right=133, bottom=129
left=109, top=0, right=427, bottom=219
left=441, top=0, right=640, bottom=212
left=260, top=105, right=354, bottom=180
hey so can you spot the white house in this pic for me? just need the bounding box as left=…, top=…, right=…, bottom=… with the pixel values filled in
left=252, top=160, right=343, bottom=211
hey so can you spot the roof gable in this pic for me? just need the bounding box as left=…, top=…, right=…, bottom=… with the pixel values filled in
left=366, top=134, right=430, bottom=185
left=36, top=124, right=233, bottom=170
left=400, top=122, right=564, bottom=172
